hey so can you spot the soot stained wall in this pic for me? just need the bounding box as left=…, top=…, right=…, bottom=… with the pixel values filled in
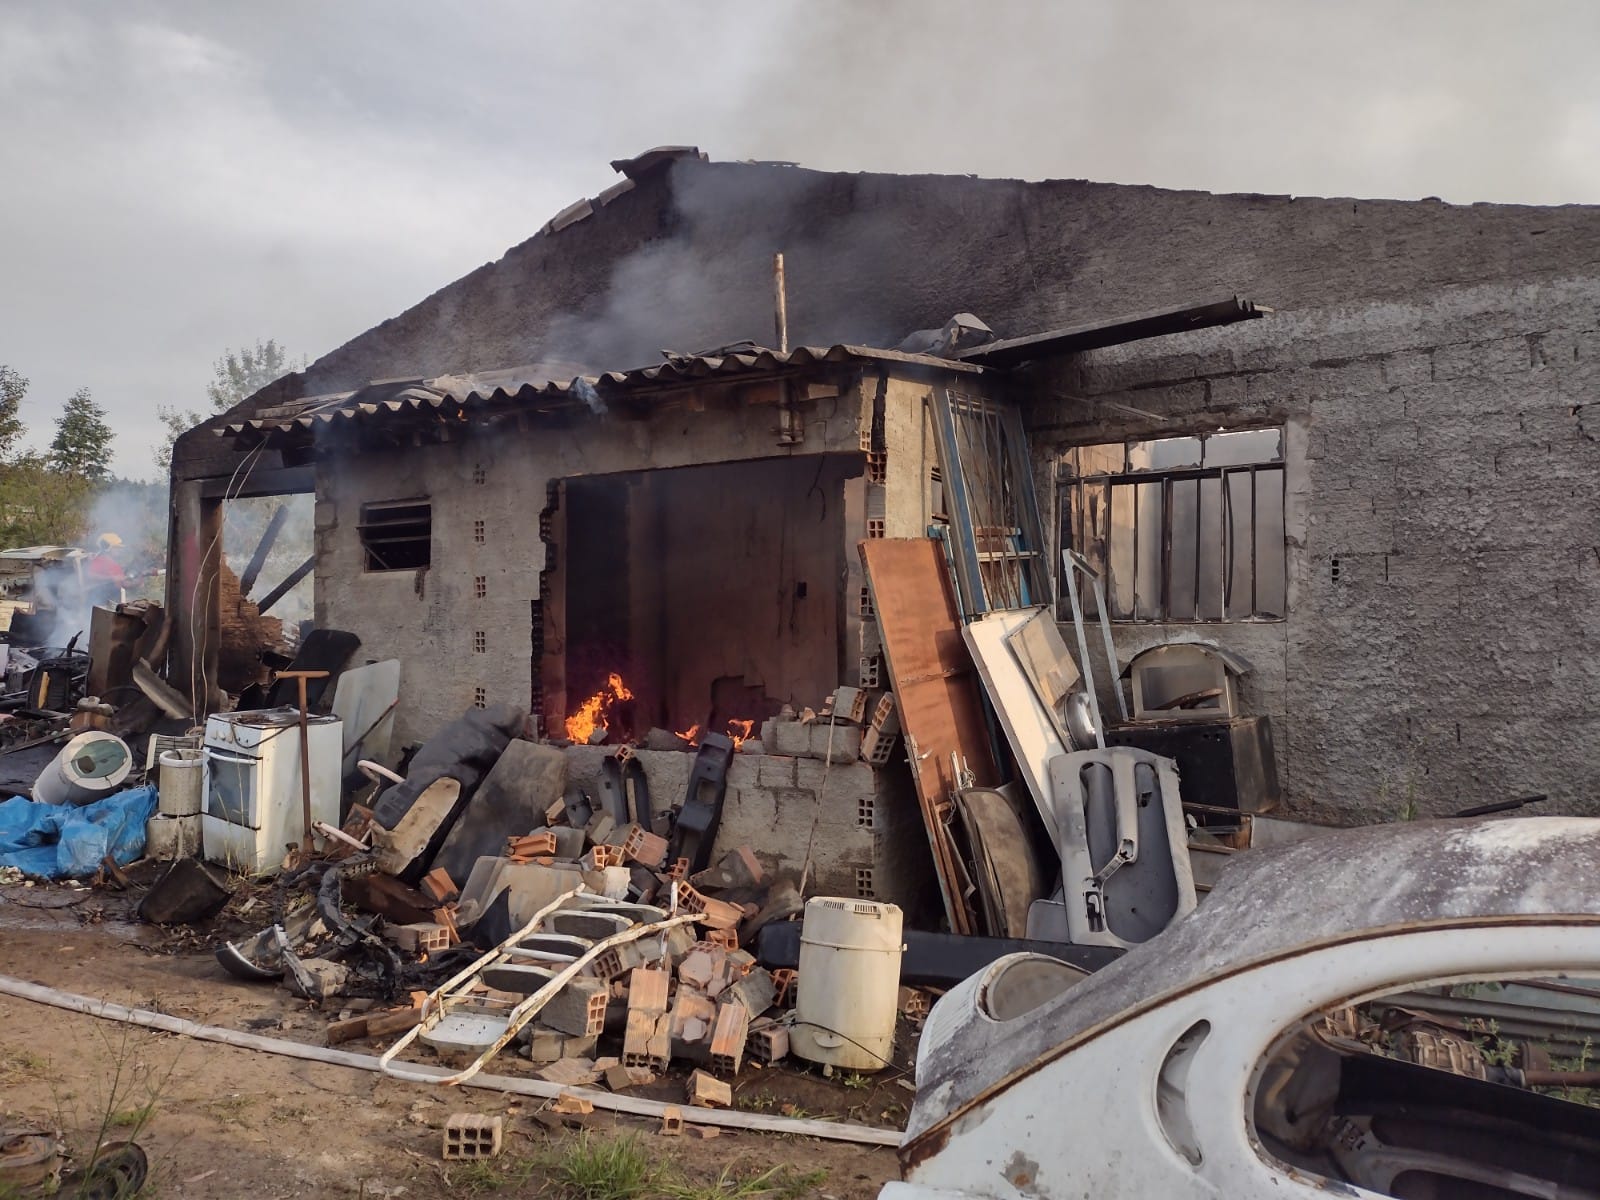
left=1026, top=277, right=1600, bottom=822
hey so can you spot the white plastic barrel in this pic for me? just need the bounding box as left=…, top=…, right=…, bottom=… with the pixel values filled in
left=791, top=896, right=904, bottom=1072
left=157, top=749, right=205, bottom=817
left=32, top=732, right=133, bottom=806
left=145, top=813, right=202, bottom=860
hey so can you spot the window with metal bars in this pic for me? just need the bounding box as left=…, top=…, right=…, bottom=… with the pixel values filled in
left=358, top=499, right=431, bottom=572
left=1058, top=428, right=1286, bottom=622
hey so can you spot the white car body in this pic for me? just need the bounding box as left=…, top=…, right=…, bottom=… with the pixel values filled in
left=886, top=817, right=1600, bottom=1199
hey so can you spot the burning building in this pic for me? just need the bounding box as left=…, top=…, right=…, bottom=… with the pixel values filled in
left=165, top=147, right=1600, bottom=908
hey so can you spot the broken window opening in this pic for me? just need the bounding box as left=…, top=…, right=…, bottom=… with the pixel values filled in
left=543, top=457, right=855, bottom=742
left=1253, top=973, right=1600, bottom=1197
left=358, top=499, right=432, bottom=573
left=1059, top=428, right=1286, bottom=623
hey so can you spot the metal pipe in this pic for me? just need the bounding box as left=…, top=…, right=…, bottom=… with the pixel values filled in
left=0, top=974, right=898, bottom=1146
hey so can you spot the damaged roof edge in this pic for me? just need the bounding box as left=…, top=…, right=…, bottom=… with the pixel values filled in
left=955, top=296, right=1267, bottom=368
left=216, top=344, right=986, bottom=444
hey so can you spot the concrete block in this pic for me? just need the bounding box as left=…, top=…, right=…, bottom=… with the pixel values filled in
left=709, top=1002, right=750, bottom=1075
left=522, top=1029, right=598, bottom=1062
left=686, top=1069, right=732, bottom=1108
left=620, top=823, right=669, bottom=868
left=384, top=922, right=451, bottom=953
left=550, top=1091, right=594, bottom=1115
left=628, top=967, right=670, bottom=1015
left=751, top=1025, right=789, bottom=1064
left=809, top=723, right=862, bottom=762
left=623, top=1010, right=670, bottom=1070
left=442, top=1113, right=502, bottom=1160
left=539, top=976, right=610, bottom=1037
left=770, top=720, right=810, bottom=757
left=727, top=967, right=776, bottom=1016
left=861, top=724, right=899, bottom=765
left=538, top=1058, right=601, bottom=1087
left=669, top=986, right=716, bottom=1045
left=690, top=846, right=764, bottom=892
left=659, top=1106, right=685, bottom=1136
left=830, top=686, right=869, bottom=724
left=753, top=757, right=797, bottom=788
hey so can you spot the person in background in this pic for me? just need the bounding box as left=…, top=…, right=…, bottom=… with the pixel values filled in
left=84, top=532, right=128, bottom=609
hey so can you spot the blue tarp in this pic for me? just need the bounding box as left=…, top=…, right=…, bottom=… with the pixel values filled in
left=0, top=785, right=158, bottom=880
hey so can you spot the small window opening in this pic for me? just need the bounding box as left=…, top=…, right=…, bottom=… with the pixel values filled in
left=857, top=798, right=875, bottom=828
left=473, top=631, right=487, bottom=653
left=474, top=575, right=487, bottom=599
left=854, top=867, right=875, bottom=898
left=473, top=519, right=486, bottom=545
left=472, top=687, right=487, bottom=709
left=359, top=500, right=431, bottom=572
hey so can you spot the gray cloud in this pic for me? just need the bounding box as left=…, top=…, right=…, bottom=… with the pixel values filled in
left=2, top=0, right=1596, bottom=479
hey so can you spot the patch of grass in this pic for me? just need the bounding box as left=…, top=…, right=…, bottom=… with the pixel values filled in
left=110, top=1103, right=157, bottom=1129
left=663, top=1163, right=829, bottom=1200
left=548, top=1133, right=654, bottom=1200
left=443, top=1157, right=542, bottom=1195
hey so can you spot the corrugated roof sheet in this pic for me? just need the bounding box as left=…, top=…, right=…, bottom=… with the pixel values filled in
left=220, top=344, right=982, bottom=444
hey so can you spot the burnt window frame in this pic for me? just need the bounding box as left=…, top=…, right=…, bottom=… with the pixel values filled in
left=1058, top=428, right=1287, bottom=624
left=358, top=498, right=432, bottom=573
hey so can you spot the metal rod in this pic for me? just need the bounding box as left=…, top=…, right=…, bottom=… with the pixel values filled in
left=238, top=504, right=288, bottom=600
left=773, top=252, right=788, bottom=354
left=1062, top=551, right=1106, bottom=749
left=256, top=554, right=314, bottom=615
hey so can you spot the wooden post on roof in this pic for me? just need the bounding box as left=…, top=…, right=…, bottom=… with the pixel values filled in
left=773, top=252, right=788, bottom=355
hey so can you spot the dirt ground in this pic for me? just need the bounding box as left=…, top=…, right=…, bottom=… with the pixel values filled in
left=0, top=892, right=905, bottom=1199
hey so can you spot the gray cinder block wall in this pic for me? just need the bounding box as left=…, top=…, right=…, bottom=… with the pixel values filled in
left=1025, top=277, right=1600, bottom=821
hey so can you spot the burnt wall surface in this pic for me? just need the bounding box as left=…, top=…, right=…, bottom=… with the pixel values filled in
left=288, top=157, right=1600, bottom=406
left=313, top=381, right=872, bottom=748
left=1026, top=276, right=1600, bottom=822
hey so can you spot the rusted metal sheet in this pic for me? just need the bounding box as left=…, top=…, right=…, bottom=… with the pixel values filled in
left=860, top=538, right=996, bottom=936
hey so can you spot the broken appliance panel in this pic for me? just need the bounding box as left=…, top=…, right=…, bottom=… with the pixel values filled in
left=202, top=707, right=342, bottom=873
left=1106, top=715, right=1281, bottom=816
left=1126, top=642, right=1241, bottom=722
left=1045, top=747, right=1196, bottom=950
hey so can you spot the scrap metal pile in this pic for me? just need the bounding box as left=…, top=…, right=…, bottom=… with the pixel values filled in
left=198, top=703, right=904, bottom=1104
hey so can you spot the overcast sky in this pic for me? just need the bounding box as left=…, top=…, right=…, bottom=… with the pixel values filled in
left=4, top=0, right=1598, bottom=480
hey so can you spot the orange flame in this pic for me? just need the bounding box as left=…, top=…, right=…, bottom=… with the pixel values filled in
left=565, top=673, right=634, bottom=743
left=673, top=718, right=755, bottom=749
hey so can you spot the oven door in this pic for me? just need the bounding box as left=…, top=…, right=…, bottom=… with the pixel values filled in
left=206, top=748, right=261, bottom=828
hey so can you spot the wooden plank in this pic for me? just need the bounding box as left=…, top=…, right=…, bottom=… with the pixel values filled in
left=860, top=538, right=994, bottom=935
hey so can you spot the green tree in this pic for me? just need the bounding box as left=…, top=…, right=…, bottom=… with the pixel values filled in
left=0, top=364, right=27, bottom=461
left=0, top=457, right=95, bottom=546
left=49, top=387, right=114, bottom=481
left=156, top=338, right=304, bottom=474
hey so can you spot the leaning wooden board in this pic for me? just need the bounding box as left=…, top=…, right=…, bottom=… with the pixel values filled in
left=860, top=538, right=998, bottom=935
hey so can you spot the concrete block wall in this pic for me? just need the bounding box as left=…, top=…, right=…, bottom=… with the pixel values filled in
left=561, top=745, right=933, bottom=910
left=1025, top=276, right=1600, bottom=821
